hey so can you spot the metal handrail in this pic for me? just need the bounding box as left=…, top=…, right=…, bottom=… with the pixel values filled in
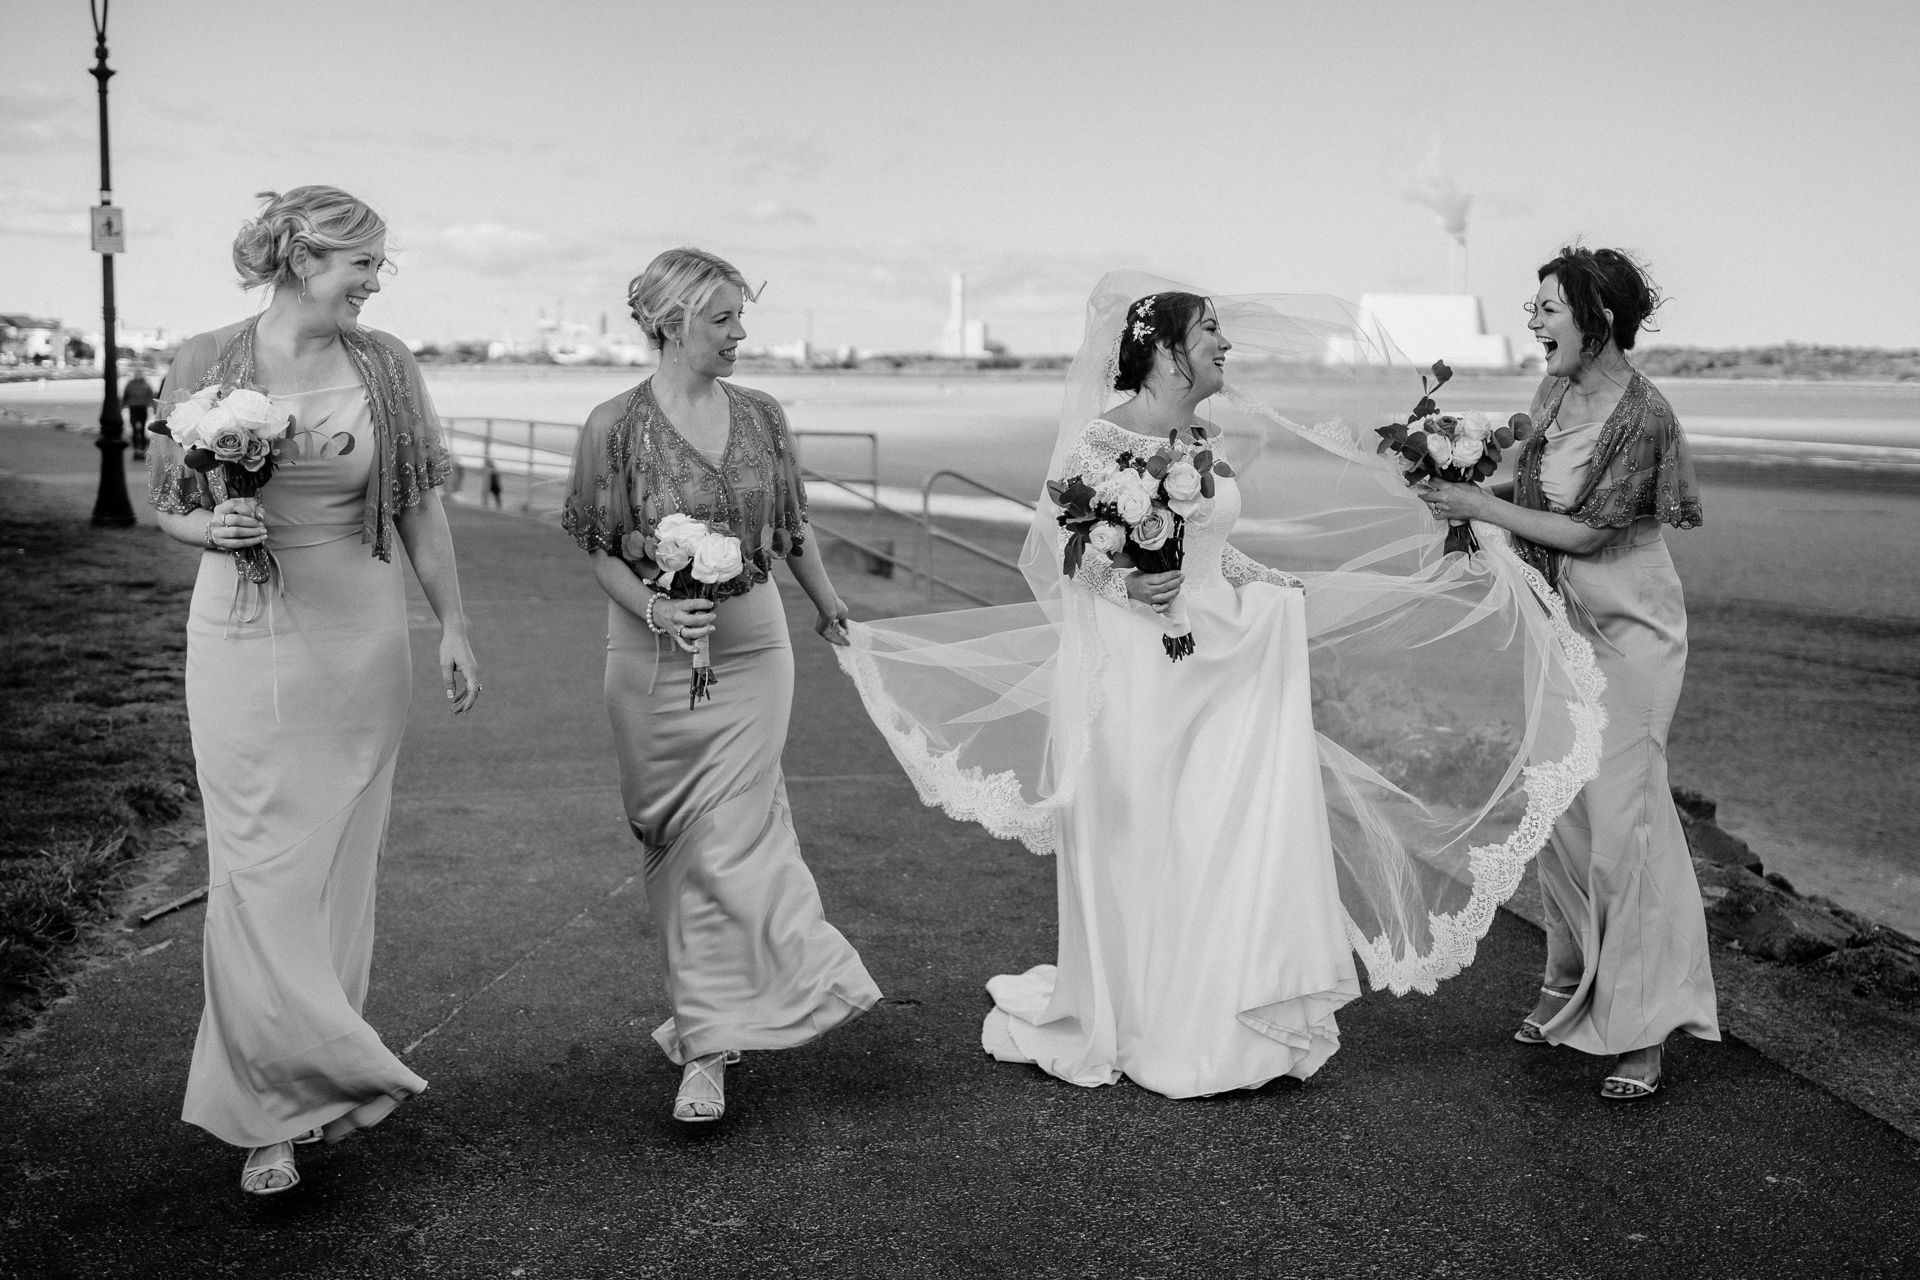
left=435, top=415, right=1028, bottom=605
left=919, top=469, right=1036, bottom=601
left=793, top=430, right=878, bottom=500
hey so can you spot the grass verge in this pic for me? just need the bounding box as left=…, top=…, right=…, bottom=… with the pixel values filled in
left=0, top=477, right=199, bottom=1033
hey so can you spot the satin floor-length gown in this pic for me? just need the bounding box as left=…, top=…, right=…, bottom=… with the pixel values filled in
left=1531, top=417, right=1720, bottom=1054
left=604, top=448, right=879, bottom=1067
left=984, top=442, right=1362, bottom=1099
left=179, top=383, right=427, bottom=1147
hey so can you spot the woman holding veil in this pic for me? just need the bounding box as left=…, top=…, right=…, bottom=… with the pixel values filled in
left=562, top=248, right=879, bottom=1125
left=837, top=271, right=1606, bottom=1099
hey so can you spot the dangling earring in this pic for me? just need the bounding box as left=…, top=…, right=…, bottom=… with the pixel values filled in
left=298, top=273, right=309, bottom=305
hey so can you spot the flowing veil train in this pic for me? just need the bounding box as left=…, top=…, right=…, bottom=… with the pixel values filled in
left=835, top=271, right=1605, bottom=996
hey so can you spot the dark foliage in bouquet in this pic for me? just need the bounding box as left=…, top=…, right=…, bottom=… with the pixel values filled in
left=154, top=386, right=353, bottom=585
left=1048, top=425, right=1233, bottom=660
left=1374, top=360, right=1533, bottom=557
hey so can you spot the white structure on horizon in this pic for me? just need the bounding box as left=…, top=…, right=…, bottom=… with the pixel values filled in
left=1359, top=294, right=1514, bottom=373
left=941, top=272, right=990, bottom=357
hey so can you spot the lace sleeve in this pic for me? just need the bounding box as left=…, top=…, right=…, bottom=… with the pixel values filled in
left=1059, top=419, right=1142, bottom=608
left=1074, top=552, right=1133, bottom=606
left=1222, top=543, right=1302, bottom=589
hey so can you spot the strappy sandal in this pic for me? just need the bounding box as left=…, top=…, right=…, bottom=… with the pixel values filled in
left=291, top=1127, right=324, bottom=1145
left=672, top=1050, right=741, bottom=1124
left=1513, top=986, right=1575, bottom=1044
left=240, top=1143, right=299, bottom=1196
left=1601, top=1052, right=1664, bottom=1101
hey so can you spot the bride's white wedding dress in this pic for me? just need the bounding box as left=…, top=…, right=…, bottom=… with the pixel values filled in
left=837, top=272, right=1608, bottom=1107
left=980, top=420, right=1360, bottom=1097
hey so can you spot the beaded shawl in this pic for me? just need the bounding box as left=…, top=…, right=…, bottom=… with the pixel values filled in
left=1510, top=371, right=1703, bottom=583
left=560, top=378, right=809, bottom=600
left=147, top=316, right=451, bottom=561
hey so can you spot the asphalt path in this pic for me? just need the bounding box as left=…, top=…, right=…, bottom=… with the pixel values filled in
left=2, top=446, right=1917, bottom=1278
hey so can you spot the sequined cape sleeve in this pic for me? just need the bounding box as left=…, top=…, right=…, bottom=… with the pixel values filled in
left=145, top=328, right=228, bottom=515
left=346, top=329, right=451, bottom=562
left=560, top=391, right=640, bottom=555
left=734, top=386, right=810, bottom=559
left=1510, top=372, right=1704, bottom=580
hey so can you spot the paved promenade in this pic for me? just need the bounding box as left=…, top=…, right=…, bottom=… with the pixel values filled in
left=2, top=434, right=1917, bottom=1278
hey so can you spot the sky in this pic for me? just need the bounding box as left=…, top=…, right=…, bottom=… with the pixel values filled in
left=4, top=0, right=1917, bottom=355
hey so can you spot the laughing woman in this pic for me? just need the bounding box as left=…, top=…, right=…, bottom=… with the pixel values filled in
left=150, top=187, right=479, bottom=1193
left=561, top=248, right=880, bottom=1124
left=1419, top=245, right=1719, bottom=1100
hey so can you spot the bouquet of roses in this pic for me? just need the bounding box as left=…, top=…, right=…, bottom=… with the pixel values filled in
left=1374, top=360, right=1532, bottom=557
left=1048, top=425, right=1233, bottom=661
left=154, top=386, right=299, bottom=584
left=622, top=512, right=747, bottom=708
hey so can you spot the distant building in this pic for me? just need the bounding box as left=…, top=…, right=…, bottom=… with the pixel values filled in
left=941, top=273, right=992, bottom=358
left=0, top=313, right=63, bottom=367
left=1358, top=294, right=1513, bottom=372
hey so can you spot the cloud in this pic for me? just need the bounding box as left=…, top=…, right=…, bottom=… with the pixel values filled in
left=422, top=222, right=572, bottom=276
left=744, top=200, right=815, bottom=226
left=0, top=87, right=91, bottom=157
left=730, top=135, right=833, bottom=184
left=0, top=188, right=89, bottom=238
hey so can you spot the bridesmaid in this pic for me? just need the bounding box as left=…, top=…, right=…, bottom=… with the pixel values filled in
left=561, top=247, right=880, bottom=1123
left=150, top=187, right=480, bottom=1193
left=1419, top=244, right=1718, bottom=1100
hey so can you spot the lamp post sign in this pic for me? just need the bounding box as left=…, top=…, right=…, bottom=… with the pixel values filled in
left=90, top=205, right=125, bottom=255
left=87, top=0, right=135, bottom=528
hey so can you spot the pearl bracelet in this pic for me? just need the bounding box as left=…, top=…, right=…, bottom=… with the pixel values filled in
left=642, top=592, right=670, bottom=637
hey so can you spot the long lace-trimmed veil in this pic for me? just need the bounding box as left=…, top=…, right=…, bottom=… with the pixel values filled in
left=836, top=270, right=1605, bottom=995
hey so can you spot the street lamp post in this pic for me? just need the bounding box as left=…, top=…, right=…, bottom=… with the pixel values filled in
left=88, top=0, right=135, bottom=528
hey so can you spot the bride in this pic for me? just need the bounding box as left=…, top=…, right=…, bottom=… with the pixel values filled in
left=838, top=272, right=1606, bottom=1098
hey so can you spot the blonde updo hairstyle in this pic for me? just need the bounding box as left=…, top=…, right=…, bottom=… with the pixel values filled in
left=231, top=186, right=387, bottom=290
left=627, top=247, right=756, bottom=349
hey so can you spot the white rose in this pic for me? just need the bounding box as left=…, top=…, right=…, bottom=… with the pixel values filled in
left=1425, top=433, right=1454, bottom=468
left=221, top=388, right=278, bottom=431
left=1162, top=460, right=1203, bottom=503
left=165, top=387, right=220, bottom=447
left=1450, top=436, right=1484, bottom=468
left=689, top=532, right=745, bottom=584
left=1113, top=473, right=1153, bottom=525
left=1458, top=411, right=1494, bottom=442
left=1088, top=521, right=1127, bottom=555
left=651, top=513, right=709, bottom=571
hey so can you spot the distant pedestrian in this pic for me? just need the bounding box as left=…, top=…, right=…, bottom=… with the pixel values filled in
left=147, top=185, right=483, bottom=1197
left=124, top=371, right=154, bottom=460
left=486, top=462, right=503, bottom=507
left=1420, top=245, right=1718, bottom=1100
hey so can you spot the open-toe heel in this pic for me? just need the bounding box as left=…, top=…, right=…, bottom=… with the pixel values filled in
left=673, top=1051, right=739, bottom=1124
left=240, top=1143, right=299, bottom=1196
left=1514, top=986, right=1575, bottom=1044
